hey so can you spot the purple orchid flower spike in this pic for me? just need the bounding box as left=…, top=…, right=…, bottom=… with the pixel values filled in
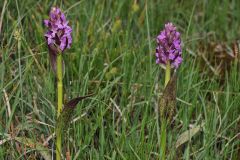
left=44, top=7, right=72, bottom=73
left=155, top=22, right=182, bottom=69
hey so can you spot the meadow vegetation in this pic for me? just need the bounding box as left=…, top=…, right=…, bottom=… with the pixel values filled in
left=0, top=0, right=240, bottom=159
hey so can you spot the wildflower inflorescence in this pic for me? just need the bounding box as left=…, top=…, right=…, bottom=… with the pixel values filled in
left=44, top=7, right=72, bottom=52
left=155, top=23, right=182, bottom=68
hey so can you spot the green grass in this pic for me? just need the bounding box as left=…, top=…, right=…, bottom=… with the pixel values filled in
left=1, top=0, right=240, bottom=159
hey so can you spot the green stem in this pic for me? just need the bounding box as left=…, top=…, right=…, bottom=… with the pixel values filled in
left=164, top=61, right=171, bottom=87
left=160, top=61, right=171, bottom=159
left=160, top=119, right=166, bottom=160
left=56, top=54, right=63, bottom=160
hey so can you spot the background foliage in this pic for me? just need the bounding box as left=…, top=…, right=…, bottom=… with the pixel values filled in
left=0, top=0, right=240, bottom=159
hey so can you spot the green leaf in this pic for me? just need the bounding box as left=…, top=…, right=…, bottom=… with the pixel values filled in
left=159, top=73, right=177, bottom=123
left=56, top=94, right=94, bottom=134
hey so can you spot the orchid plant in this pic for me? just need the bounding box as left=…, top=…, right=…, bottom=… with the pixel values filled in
left=44, top=7, right=92, bottom=160
left=155, top=22, right=182, bottom=159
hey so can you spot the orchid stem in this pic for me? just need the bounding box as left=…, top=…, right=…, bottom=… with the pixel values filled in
left=160, top=60, right=171, bottom=159
left=164, top=61, right=171, bottom=87
left=160, top=119, right=166, bottom=160
left=56, top=54, right=63, bottom=160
